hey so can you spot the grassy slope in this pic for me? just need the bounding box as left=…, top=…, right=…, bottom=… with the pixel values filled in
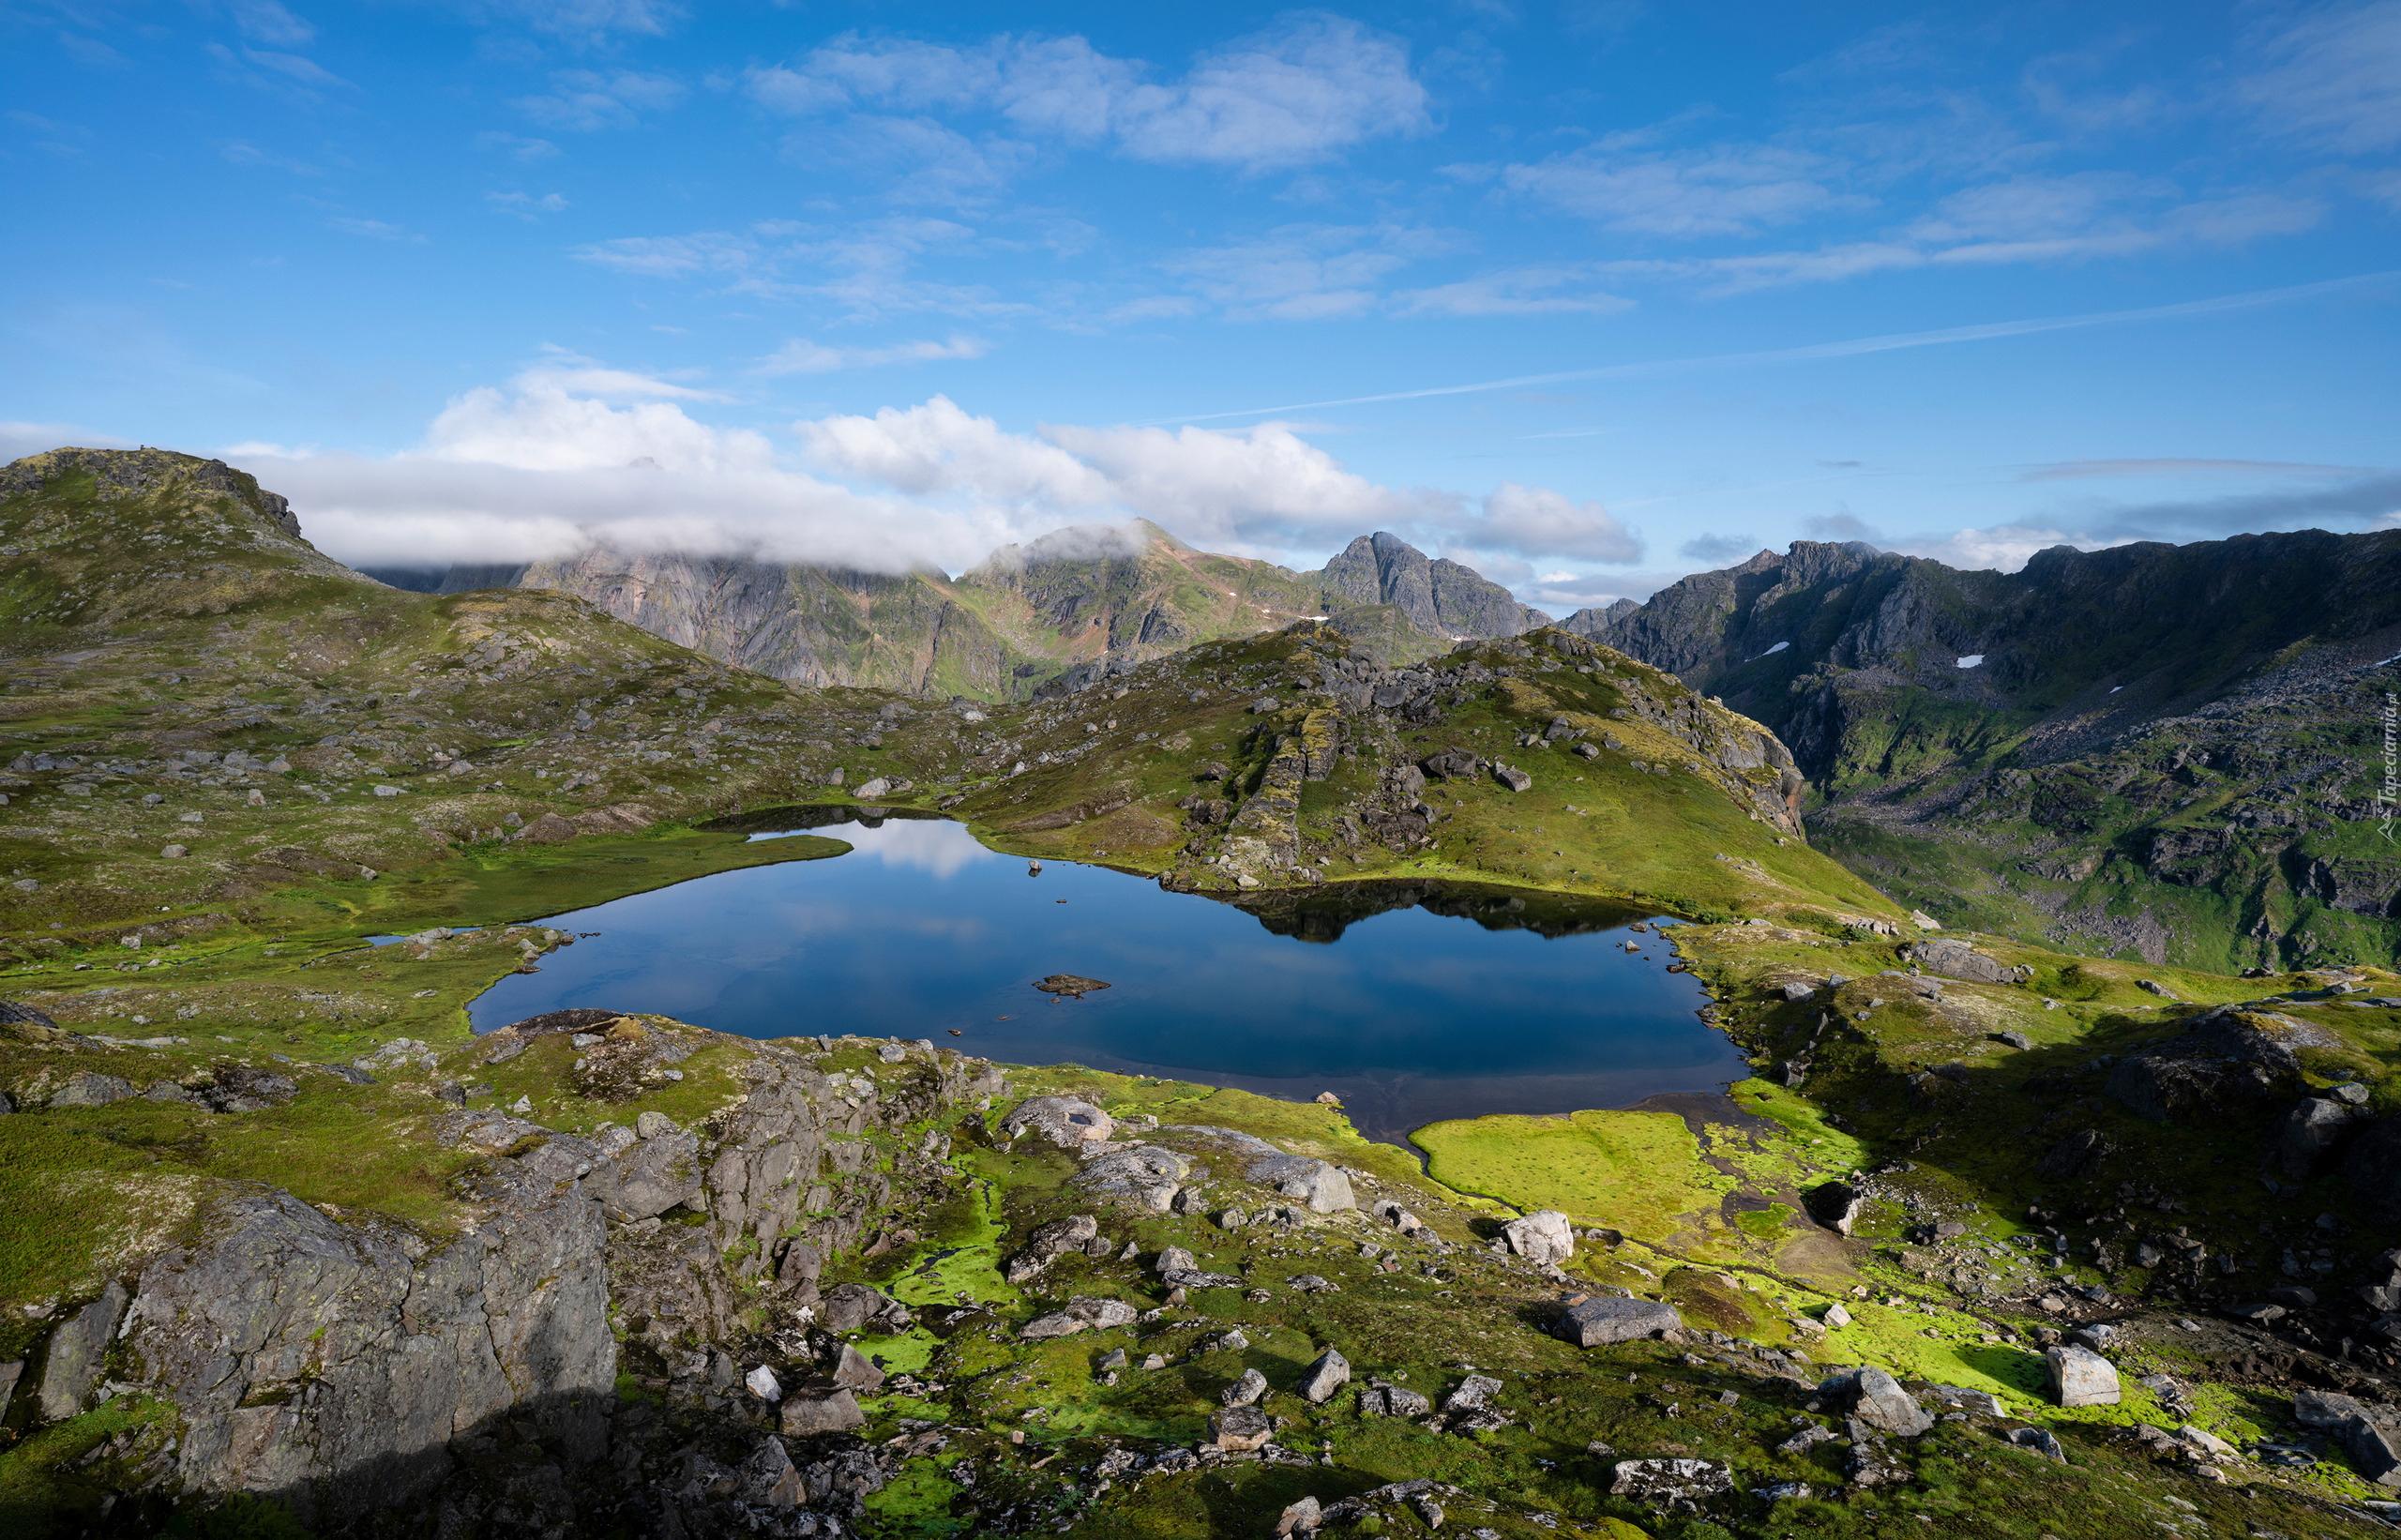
left=0, top=454, right=2394, bottom=1535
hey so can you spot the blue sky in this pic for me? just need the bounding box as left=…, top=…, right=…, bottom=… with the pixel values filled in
left=5, top=1, right=2397, bottom=611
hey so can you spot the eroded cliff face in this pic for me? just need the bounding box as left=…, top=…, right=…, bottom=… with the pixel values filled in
left=25, top=1028, right=1006, bottom=1533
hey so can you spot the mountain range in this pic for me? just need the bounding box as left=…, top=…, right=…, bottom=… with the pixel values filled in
left=1567, top=534, right=2401, bottom=969
left=367, top=525, right=1550, bottom=702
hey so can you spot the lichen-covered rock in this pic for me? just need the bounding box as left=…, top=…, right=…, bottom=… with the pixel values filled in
left=2045, top=1345, right=2121, bottom=1408
left=1502, top=1209, right=1574, bottom=1264
left=1609, top=1458, right=1732, bottom=1503
left=1299, top=1347, right=1351, bottom=1403
left=122, top=1162, right=613, bottom=1529
left=1554, top=1296, right=1681, bottom=1347
left=779, top=1386, right=865, bottom=1437
left=1072, top=1145, right=1193, bottom=1211
left=1210, top=1405, right=1274, bottom=1451
left=819, top=1282, right=910, bottom=1334
left=1820, top=1367, right=1933, bottom=1436
left=47, top=1070, right=134, bottom=1109
left=1899, top=939, right=2031, bottom=986
left=1003, top=1214, right=1098, bottom=1285
left=1020, top=1296, right=1137, bottom=1339
left=610, top=1122, right=704, bottom=1221
left=36, top=1281, right=128, bottom=1420
left=1001, top=1095, right=1115, bottom=1149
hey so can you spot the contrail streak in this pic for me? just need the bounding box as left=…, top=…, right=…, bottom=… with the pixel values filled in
left=1148, top=270, right=2401, bottom=427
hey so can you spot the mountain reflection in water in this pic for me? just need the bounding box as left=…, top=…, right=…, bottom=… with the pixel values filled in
left=471, top=808, right=1743, bottom=1144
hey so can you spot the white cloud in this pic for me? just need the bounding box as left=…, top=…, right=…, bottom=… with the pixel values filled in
left=484, top=0, right=682, bottom=41
left=745, top=16, right=1427, bottom=174
left=229, top=0, right=315, bottom=48
left=517, top=69, right=683, bottom=131
left=1502, top=136, right=1852, bottom=237
left=1391, top=264, right=1634, bottom=318
left=796, top=395, right=1110, bottom=506
left=2241, top=0, right=2401, bottom=154
left=0, top=420, right=134, bottom=460
left=487, top=190, right=569, bottom=219
left=1470, top=481, right=1643, bottom=563
left=752, top=334, right=988, bottom=375
left=1885, top=523, right=2132, bottom=573
left=328, top=217, right=423, bottom=242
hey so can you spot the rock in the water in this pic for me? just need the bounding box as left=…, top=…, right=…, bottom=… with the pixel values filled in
left=1899, top=938, right=2031, bottom=985
left=1221, top=1367, right=1268, bottom=1407
left=1554, top=1296, right=1682, bottom=1348
left=1502, top=1209, right=1574, bottom=1264
left=2106, top=1007, right=2332, bottom=1123
left=1003, top=1215, right=1099, bottom=1285
left=37, top=1281, right=128, bottom=1420
left=1609, top=1458, right=1732, bottom=1503
left=2045, top=1344, right=2121, bottom=1408
left=779, top=1386, right=865, bottom=1437
left=1298, top=1348, right=1351, bottom=1404
left=1210, top=1405, right=1274, bottom=1451
left=1020, top=1296, right=1137, bottom=1339
left=1001, top=1095, right=1116, bottom=1150
left=48, top=1071, right=135, bottom=1110
left=1033, top=974, right=1111, bottom=997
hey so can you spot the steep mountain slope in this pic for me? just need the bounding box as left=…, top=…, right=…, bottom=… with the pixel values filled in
left=371, top=523, right=1548, bottom=702
left=1571, top=535, right=2401, bottom=968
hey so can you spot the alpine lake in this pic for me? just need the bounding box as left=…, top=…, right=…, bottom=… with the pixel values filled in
left=462, top=807, right=1743, bottom=1148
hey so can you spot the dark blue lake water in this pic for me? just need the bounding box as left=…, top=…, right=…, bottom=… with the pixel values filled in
left=469, top=811, right=1740, bottom=1143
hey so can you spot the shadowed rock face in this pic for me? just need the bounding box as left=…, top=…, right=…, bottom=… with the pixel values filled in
left=1322, top=532, right=1550, bottom=641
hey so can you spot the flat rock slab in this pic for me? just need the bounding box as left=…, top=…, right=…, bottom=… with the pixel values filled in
left=1034, top=974, right=1111, bottom=996
left=1554, top=1296, right=1682, bottom=1348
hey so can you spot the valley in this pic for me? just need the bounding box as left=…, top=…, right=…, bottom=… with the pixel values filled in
left=2, top=449, right=2399, bottom=1540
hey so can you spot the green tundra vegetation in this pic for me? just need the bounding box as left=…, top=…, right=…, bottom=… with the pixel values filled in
left=1, top=450, right=2397, bottom=1538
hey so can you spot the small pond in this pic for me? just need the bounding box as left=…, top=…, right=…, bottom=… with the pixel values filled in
left=469, top=809, right=1742, bottom=1144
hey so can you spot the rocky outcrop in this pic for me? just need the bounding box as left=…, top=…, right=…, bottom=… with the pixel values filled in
left=2106, top=1008, right=2336, bottom=1123
left=1900, top=939, right=2032, bottom=986
left=1321, top=532, right=1549, bottom=640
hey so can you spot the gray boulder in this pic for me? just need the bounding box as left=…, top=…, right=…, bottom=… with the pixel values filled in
left=1247, top=1154, right=1353, bottom=1214
left=2295, top=1388, right=2371, bottom=1427
left=608, top=1124, right=703, bottom=1221
left=779, top=1386, right=865, bottom=1437
left=1298, top=1348, right=1351, bottom=1404
left=2045, top=1344, right=2121, bottom=1408
left=1900, top=939, right=2031, bottom=986
left=1609, top=1458, right=1732, bottom=1503
left=1807, top=1180, right=1865, bottom=1235
left=2278, top=1095, right=2359, bottom=1178
left=830, top=1343, right=885, bottom=1393
left=48, top=1071, right=135, bottom=1110
left=1211, top=1405, right=1274, bottom=1451
left=1002, top=1095, right=1115, bottom=1150
left=1820, top=1366, right=1932, bottom=1436
left=820, top=1282, right=909, bottom=1334
left=2340, top=1414, right=2401, bottom=1488
left=1020, top=1296, right=1137, bottom=1339
left=36, top=1281, right=128, bottom=1420
left=1502, top=1209, right=1574, bottom=1264
left=1071, top=1144, right=1192, bottom=1211
left=1554, top=1296, right=1682, bottom=1348
left=1222, top=1367, right=1268, bottom=1407
left=1004, top=1214, right=1098, bottom=1285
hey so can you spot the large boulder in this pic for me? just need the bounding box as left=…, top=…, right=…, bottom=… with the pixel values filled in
left=1554, top=1296, right=1682, bottom=1348
left=1502, top=1210, right=1575, bottom=1264
left=1002, top=1096, right=1115, bottom=1150
left=779, top=1386, right=865, bottom=1437
left=48, top=1071, right=135, bottom=1110
left=36, top=1281, right=129, bottom=1420
left=1019, top=1296, right=1137, bottom=1340
left=2339, top=1415, right=2401, bottom=1487
left=1806, top=1181, right=1865, bottom=1235
left=608, top=1122, right=704, bottom=1221
left=1071, top=1145, right=1192, bottom=1211
left=1175, top=1125, right=1356, bottom=1213
left=2106, top=1008, right=2334, bottom=1123
left=819, top=1282, right=910, bottom=1335
left=1298, top=1348, right=1351, bottom=1404
left=1211, top=1405, right=1274, bottom=1452
left=2045, top=1344, right=2121, bottom=1408
left=1003, top=1215, right=1099, bottom=1285
left=2278, top=1095, right=2360, bottom=1179
left=1820, top=1367, right=1932, bottom=1436
left=1899, top=938, right=2031, bottom=985
left=1610, top=1458, right=1733, bottom=1503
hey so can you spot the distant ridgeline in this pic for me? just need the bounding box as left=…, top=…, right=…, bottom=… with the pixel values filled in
left=363, top=526, right=1550, bottom=705
left=1570, top=533, right=2401, bottom=972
